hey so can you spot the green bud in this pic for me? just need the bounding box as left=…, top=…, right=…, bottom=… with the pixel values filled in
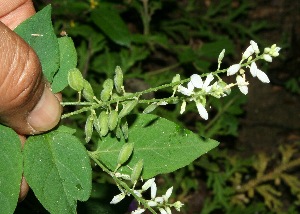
left=131, top=159, right=143, bottom=183
left=115, top=125, right=122, bottom=139
left=108, top=110, right=119, bottom=131
left=100, top=79, right=114, bottom=101
left=121, top=121, right=128, bottom=140
left=82, top=80, right=94, bottom=102
left=172, top=74, right=181, bottom=84
left=117, top=143, right=134, bottom=166
left=85, top=114, right=94, bottom=143
left=118, top=99, right=138, bottom=118
left=68, top=68, right=84, bottom=91
left=99, top=111, right=109, bottom=137
left=93, top=114, right=101, bottom=135
left=143, top=103, right=158, bottom=114
left=114, top=66, right=124, bottom=94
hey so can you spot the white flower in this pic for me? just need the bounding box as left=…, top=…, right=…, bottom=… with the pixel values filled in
left=165, top=207, right=172, bottom=214
left=163, top=186, right=173, bottom=202
left=190, top=74, right=203, bottom=88
left=177, top=81, right=194, bottom=96
left=142, top=178, right=155, bottom=192
left=159, top=208, right=168, bottom=214
left=227, top=64, right=241, bottom=76
left=131, top=208, right=145, bottom=214
left=110, top=193, right=125, bottom=204
left=256, top=69, right=270, bottom=83
left=263, top=54, right=272, bottom=62
left=250, top=40, right=260, bottom=54
left=250, top=62, right=258, bottom=77
left=190, top=74, right=214, bottom=92
left=250, top=62, right=270, bottom=83
left=242, top=44, right=255, bottom=59
left=196, top=102, right=208, bottom=120
left=236, top=75, right=248, bottom=95
left=151, top=181, right=157, bottom=199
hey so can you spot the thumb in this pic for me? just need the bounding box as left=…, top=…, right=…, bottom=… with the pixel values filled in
left=0, top=21, right=62, bottom=135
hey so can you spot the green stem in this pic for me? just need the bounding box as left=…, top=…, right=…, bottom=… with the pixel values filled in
left=88, top=151, right=157, bottom=214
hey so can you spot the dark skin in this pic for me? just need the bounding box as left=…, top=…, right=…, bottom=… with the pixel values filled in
left=0, top=0, right=62, bottom=201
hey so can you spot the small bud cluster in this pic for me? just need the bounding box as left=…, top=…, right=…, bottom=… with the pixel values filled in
left=110, top=178, right=184, bottom=214
left=68, top=66, right=135, bottom=143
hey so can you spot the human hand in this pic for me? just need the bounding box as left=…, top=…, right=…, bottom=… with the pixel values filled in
left=0, top=0, right=62, bottom=201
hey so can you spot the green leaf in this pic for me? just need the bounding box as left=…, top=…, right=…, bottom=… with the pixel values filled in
left=95, top=114, right=219, bottom=179
left=91, top=5, right=131, bottom=46
left=23, top=128, right=92, bottom=214
left=0, top=125, right=23, bottom=214
left=51, top=36, right=77, bottom=93
left=14, top=5, right=60, bottom=83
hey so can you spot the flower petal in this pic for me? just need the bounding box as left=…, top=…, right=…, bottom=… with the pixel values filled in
left=196, top=102, right=208, bottom=120
left=238, top=85, right=248, bottom=95
left=227, top=64, right=241, bottom=76
left=178, top=85, right=192, bottom=96
left=263, top=54, right=272, bottom=62
left=256, top=69, right=270, bottom=83
left=142, top=178, right=155, bottom=191
left=242, top=45, right=254, bottom=59
left=250, top=40, right=260, bottom=54
left=110, top=193, right=125, bottom=204
left=203, top=74, right=214, bottom=91
left=190, top=74, right=203, bottom=88
left=151, top=181, right=157, bottom=199
left=250, top=62, right=258, bottom=77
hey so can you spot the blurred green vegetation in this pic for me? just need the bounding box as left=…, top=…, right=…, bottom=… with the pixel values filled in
left=23, top=0, right=300, bottom=213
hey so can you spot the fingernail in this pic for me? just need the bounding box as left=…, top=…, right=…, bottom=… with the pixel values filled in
left=27, top=87, right=62, bottom=133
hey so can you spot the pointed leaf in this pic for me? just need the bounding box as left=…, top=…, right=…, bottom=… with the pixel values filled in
left=23, top=128, right=92, bottom=214
left=14, top=5, right=60, bottom=82
left=95, top=114, right=219, bottom=179
left=91, top=6, right=131, bottom=46
left=52, top=36, right=78, bottom=93
left=0, top=125, right=23, bottom=214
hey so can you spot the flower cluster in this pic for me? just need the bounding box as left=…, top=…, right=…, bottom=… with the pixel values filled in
left=176, top=40, right=280, bottom=120
left=227, top=40, right=281, bottom=94
left=110, top=178, right=184, bottom=214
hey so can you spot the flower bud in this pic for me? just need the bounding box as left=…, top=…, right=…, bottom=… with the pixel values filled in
left=99, top=111, right=109, bottom=137
left=218, top=49, right=225, bottom=63
left=114, top=66, right=124, bottom=94
left=82, top=80, right=94, bottom=102
left=142, top=178, right=155, bottom=192
left=68, top=68, right=84, bottom=91
left=131, top=159, right=143, bottom=183
left=110, top=193, right=125, bottom=204
left=108, top=110, right=119, bottom=131
left=85, top=114, right=94, bottom=143
left=227, top=64, right=241, bottom=76
left=117, top=143, right=134, bottom=166
left=143, top=103, right=158, bottom=114
left=100, top=79, right=114, bottom=101
left=121, top=121, right=129, bottom=140
left=118, top=99, right=138, bottom=118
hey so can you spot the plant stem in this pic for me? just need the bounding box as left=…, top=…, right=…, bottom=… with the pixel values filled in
left=88, top=151, right=157, bottom=214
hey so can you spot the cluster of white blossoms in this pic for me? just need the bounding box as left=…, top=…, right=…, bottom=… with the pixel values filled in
left=110, top=178, right=184, bottom=214
left=177, top=40, right=281, bottom=120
